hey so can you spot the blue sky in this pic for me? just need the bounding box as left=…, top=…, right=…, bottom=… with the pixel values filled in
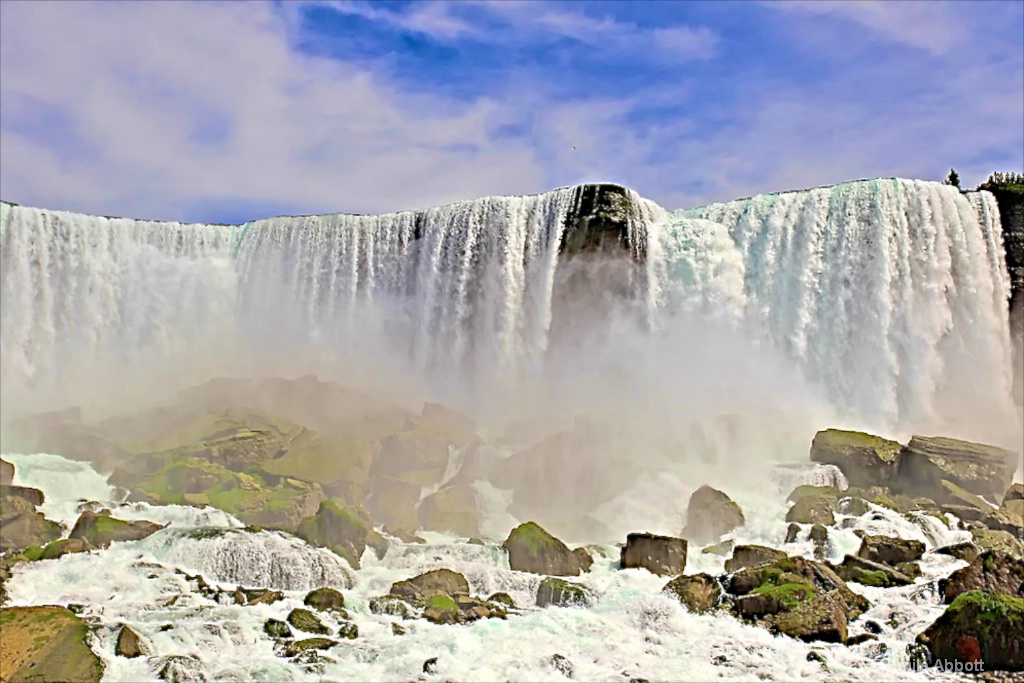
left=1, top=0, right=1021, bottom=224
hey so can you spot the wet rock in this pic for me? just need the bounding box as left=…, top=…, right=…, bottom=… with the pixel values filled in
left=423, top=657, right=439, bottom=674
left=550, top=654, right=574, bottom=678
left=1006, top=483, right=1024, bottom=503
left=918, top=590, right=1024, bottom=671
left=0, top=459, right=13, bottom=486
left=620, top=533, right=687, bottom=576
left=115, top=624, right=145, bottom=658
left=536, top=577, right=592, bottom=608
left=572, top=547, right=594, bottom=573
left=663, top=573, right=722, bottom=614
left=157, top=654, right=206, bottom=683
left=69, top=511, right=163, bottom=548
left=897, top=436, right=1017, bottom=502
left=369, top=595, right=412, bottom=618
left=391, top=622, right=406, bottom=635
left=784, top=524, right=801, bottom=544
left=383, top=525, right=426, bottom=544
left=809, top=429, right=901, bottom=488
left=940, top=551, right=1024, bottom=603
left=284, top=638, right=337, bottom=657
left=291, top=649, right=336, bottom=674
left=295, top=500, right=388, bottom=569
left=0, top=487, right=62, bottom=552
left=0, top=606, right=104, bottom=682
left=287, top=608, right=330, bottom=635
left=366, top=477, right=422, bottom=535
left=239, top=587, right=284, bottom=606
left=264, top=618, right=292, bottom=639
left=702, top=539, right=735, bottom=556
left=682, top=485, right=745, bottom=545
left=488, top=592, right=515, bottom=608
left=336, top=621, right=358, bottom=639
left=833, top=555, right=913, bottom=588
left=724, top=545, right=788, bottom=573
left=863, top=619, right=883, bottom=634
left=304, top=587, right=346, bottom=613
left=845, top=633, right=878, bottom=646
left=982, top=498, right=1024, bottom=537
left=896, top=561, right=922, bottom=581
left=856, top=535, right=925, bottom=565
left=808, top=524, right=830, bottom=561
left=390, top=569, right=469, bottom=602
left=935, top=542, right=982, bottom=564
left=40, top=537, right=95, bottom=560
left=785, top=495, right=836, bottom=526
left=503, top=522, right=581, bottom=576
left=972, top=528, right=1024, bottom=559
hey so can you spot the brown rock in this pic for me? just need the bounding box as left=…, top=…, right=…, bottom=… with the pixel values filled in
left=725, top=545, right=788, bottom=573
left=856, top=535, right=925, bottom=565
left=115, top=625, right=144, bottom=658
left=663, top=573, right=722, bottom=614
left=940, top=551, right=1024, bottom=603
left=682, top=485, right=745, bottom=545
left=620, top=533, right=687, bottom=576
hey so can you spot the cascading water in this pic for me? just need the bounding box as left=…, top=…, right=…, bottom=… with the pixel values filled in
left=0, top=179, right=1017, bottom=445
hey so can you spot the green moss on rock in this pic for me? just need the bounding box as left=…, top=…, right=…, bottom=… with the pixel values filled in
left=0, top=606, right=103, bottom=682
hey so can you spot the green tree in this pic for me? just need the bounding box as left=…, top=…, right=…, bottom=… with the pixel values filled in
left=944, top=168, right=961, bottom=189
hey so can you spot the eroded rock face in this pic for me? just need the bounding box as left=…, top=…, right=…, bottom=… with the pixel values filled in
left=620, top=533, right=687, bottom=576
left=682, top=486, right=745, bottom=546
left=940, top=551, right=1024, bottom=603
left=972, top=528, right=1024, bottom=559
left=982, top=498, right=1024, bottom=537
left=502, top=522, right=581, bottom=576
left=897, top=436, right=1017, bottom=502
left=0, top=606, right=104, bottom=682
left=418, top=483, right=481, bottom=538
left=809, top=430, right=901, bottom=489
left=918, top=591, right=1024, bottom=672
left=663, top=573, right=722, bottom=614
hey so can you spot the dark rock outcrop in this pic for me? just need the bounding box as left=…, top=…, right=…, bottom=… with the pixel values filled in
left=287, top=608, right=330, bottom=635
left=390, top=569, right=469, bottom=602
left=897, top=436, right=1017, bottom=502
left=809, top=430, right=901, bottom=488
left=682, top=485, right=745, bottom=545
left=503, top=522, right=581, bottom=576
left=115, top=625, right=145, bottom=658
left=935, top=542, right=982, bottom=564
left=940, top=551, right=1024, bottom=603
left=918, top=590, right=1024, bottom=672
left=264, top=618, right=292, bottom=639
left=982, top=497, right=1024, bottom=537
left=0, top=486, right=62, bottom=553
left=304, top=587, right=346, bottom=614
left=663, top=573, right=722, bottom=614
left=972, top=528, right=1024, bottom=559
left=619, top=533, right=687, bottom=576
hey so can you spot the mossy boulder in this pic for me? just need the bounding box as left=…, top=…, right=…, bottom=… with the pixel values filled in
left=368, top=595, right=412, bottom=618
left=284, top=638, right=337, bottom=657
left=764, top=591, right=850, bottom=644
left=365, top=475, right=421, bottom=534
left=918, top=591, right=1024, bottom=671
left=833, top=555, right=913, bottom=588
left=536, top=577, right=592, bottom=608
left=0, top=487, right=62, bottom=553
left=572, top=547, right=594, bottom=573
left=735, top=581, right=817, bottom=617
left=259, top=433, right=379, bottom=505
left=897, top=436, right=1017, bottom=502
left=940, top=551, right=1024, bottom=603
left=295, top=500, right=387, bottom=569
left=39, top=538, right=94, bottom=560
left=935, top=542, right=982, bottom=564
left=304, top=587, right=346, bottom=614
left=855, top=534, right=924, bottom=565
left=663, top=573, right=722, bottom=614
left=390, top=569, right=470, bottom=603
left=418, top=483, right=481, bottom=538
left=286, top=608, right=330, bottom=635
left=620, top=533, right=687, bottom=576
left=982, top=498, right=1024, bottom=537
left=68, top=511, right=163, bottom=548
left=725, top=545, right=788, bottom=573
left=503, top=522, right=581, bottom=576
left=682, top=485, right=745, bottom=545
left=264, top=618, right=292, bottom=639
left=726, top=555, right=870, bottom=621
left=971, top=528, right=1024, bottom=559
left=422, top=594, right=462, bottom=624
left=809, top=430, right=901, bottom=488
left=0, top=606, right=103, bottom=682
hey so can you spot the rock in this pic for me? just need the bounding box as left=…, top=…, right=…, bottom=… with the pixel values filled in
left=572, top=547, right=594, bottom=573
left=487, top=592, right=515, bottom=608
left=422, top=594, right=462, bottom=624
left=368, top=595, right=412, bottom=618
left=918, top=590, right=1024, bottom=671
left=845, top=633, right=878, bottom=646
left=663, top=573, right=722, bottom=614
left=809, top=429, right=901, bottom=488
left=619, top=533, right=687, bottom=576
left=336, top=621, right=358, bottom=639
left=765, top=590, right=850, bottom=643
left=391, top=622, right=406, bottom=636
left=536, top=577, right=592, bottom=608
left=423, top=657, right=439, bottom=674
left=239, top=588, right=284, bottom=606
left=295, top=499, right=387, bottom=569
left=287, top=608, right=330, bottom=635
left=897, top=561, right=922, bottom=581
left=68, top=511, right=163, bottom=548
left=856, top=535, right=925, bottom=565
left=157, top=654, right=206, bottom=682
left=503, top=522, right=581, bottom=576
left=284, top=638, right=337, bottom=657
left=982, top=498, right=1024, bottom=536
left=550, top=654, right=574, bottom=678
left=784, top=524, right=801, bottom=544
left=972, top=528, right=1024, bottom=559
left=940, top=551, right=1024, bottom=603
left=390, top=569, right=469, bottom=602
left=935, top=542, right=982, bottom=564
left=724, top=545, right=788, bottom=573
left=115, top=625, right=145, bottom=658
left=382, top=526, right=425, bottom=544
left=682, top=486, right=745, bottom=545
left=702, top=540, right=735, bottom=556
left=0, top=459, right=13, bottom=486
left=0, top=606, right=104, bottom=682
left=0, top=489, right=63, bottom=553
left=897, top=436, right=1017, bottom=502
left=418, top=483, right=480, bottom=538
left=808, top=525, right=830, bottom=561
left=1006, top=483, right=1024, bottom=503
left=785, top=495, right=836, bottom=526
left=264, top=618, right=292, bottom=639
left=0, top=485, right=45, bottom=508
left=39, top=537, right=95, bottom=560
left=304, top=587, right=346, bottom=613
left=833, top=555, right=913, bottom=588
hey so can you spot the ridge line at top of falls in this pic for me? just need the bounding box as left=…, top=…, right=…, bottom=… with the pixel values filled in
left=0, top=182, right=639, bottom=227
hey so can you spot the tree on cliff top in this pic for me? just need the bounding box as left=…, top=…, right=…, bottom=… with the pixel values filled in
left=978, top=171, right=1024, bottom=195
left=944, top=168, right=961, bottom=190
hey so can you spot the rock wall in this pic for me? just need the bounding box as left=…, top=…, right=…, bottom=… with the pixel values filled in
left=988, top=188, right=1024, bottom=404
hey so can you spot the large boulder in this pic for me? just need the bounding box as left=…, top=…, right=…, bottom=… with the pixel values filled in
left=115, top=625, right=145, bottom=658
left=390, top=569, right=470, bottom=603
left=940, top=551, right=1024, bottom=603
left=855, top=535, right=924, bottom=565
left=982, top=498, right=1024, bottom=537
left=0, top=487, right=62, bottom=553
left=295, top=500, right=387, bottom=569
left=418, top=483, right=480, bottom=538
left=503, top=522, right=581, bottom=576
left=682, top=486, right=744, bottom=545
left=304, top=587, right=346, bottom=614
left=619, top=533, right=687, bottom=576
left=1005, top=483, right=1024, bottom=503
left=536, top=577, right=592, bottom=608
left=897, top=436, right=1017, bottom=502
left=917, top=591, right=1024, bottom=672
left=364, top=475, right=421, bottom=534
left=972, top=528, right=1024, bottom=560
left=725, top=545, right=788, bottom=573
left=833, top=555, right=913, bottom=588
left=68, top=511, right=163, bottom=548
left=0, top=606, right=103, bottom=682
left=809, top=430, right=901, bottom=488
left=935, top=542, right=982, bottom=564
left=663, top=573, right=722, bottom=614
left=383, top=568, right=507, bottom=624
left=287, top=608, right=330, bottom=635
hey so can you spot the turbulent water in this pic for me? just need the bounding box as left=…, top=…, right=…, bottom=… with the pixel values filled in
left=0, top=179, right=1017, bottom=448
left=3, top=453, right=975, bottom=683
